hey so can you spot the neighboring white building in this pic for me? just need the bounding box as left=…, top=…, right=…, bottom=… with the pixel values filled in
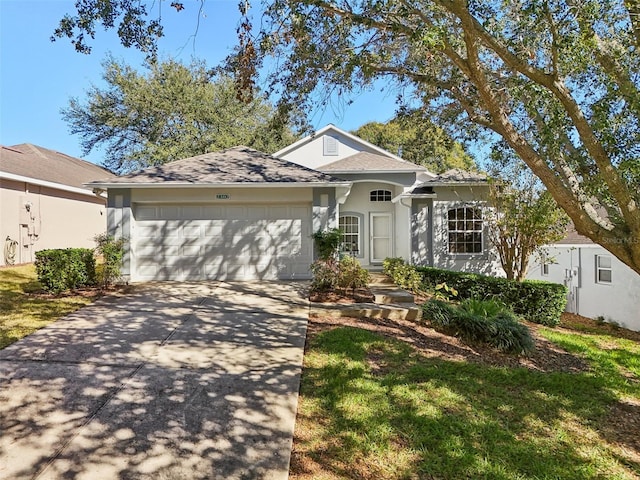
left=1, top=144, right=114, bottom=266
left=528, top=225, right=640, bottom=332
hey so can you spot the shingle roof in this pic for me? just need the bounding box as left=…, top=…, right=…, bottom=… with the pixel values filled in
left=320, top=151, right=427, bottom=173
left=0, top=144, right=114, bottom=189
left=555, top=223, right=595, bottom=245
left=88, top=146, right=346, bottom=186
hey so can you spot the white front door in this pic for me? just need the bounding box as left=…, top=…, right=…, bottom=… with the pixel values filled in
left=370, top=213, right=392, bottom=263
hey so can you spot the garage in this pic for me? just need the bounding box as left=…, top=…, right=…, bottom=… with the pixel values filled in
left=133, top=203, right=313, bottom=281
left=88, top=146, right=348, bottom=282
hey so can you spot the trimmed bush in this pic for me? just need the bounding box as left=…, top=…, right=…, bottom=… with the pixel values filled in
left=310, top=256, right=370, bottom=294
left=94, top=233, right=126, bottom=286
left=387, top=258, right=566, bottom=325
left=417, top=266, right=567, bottom=326
left=421, top=298, right=535, bottom=354
left=382, top=257, right=423, bottom=292
left=35, top=248, right=96, bottom=294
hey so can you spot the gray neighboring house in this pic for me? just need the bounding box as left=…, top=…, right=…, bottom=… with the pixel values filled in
left=0, top=144, right=114, bottom=266
left=89, top=126, right=501, bottom=282
left=528, top=225, right=640, bottom=332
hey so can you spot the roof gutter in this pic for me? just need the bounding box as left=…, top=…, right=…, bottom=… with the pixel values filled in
left=321, top=169, right=425, bottom=174
left=1, top=171, right=103, bottom=198
left=420, top=182, right=489, bottom=187
left=85, top=181, right=353, bottom=189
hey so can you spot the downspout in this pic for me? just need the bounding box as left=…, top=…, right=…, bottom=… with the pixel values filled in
left=576, top=247, right=582, bottom=315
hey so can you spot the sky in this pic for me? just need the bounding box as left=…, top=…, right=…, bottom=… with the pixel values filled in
left=0, top=0, right=401, bottom=166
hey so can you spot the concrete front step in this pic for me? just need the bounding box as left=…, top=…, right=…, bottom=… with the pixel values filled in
left=368, top=272, right=395, bottom=286
left=371, top=288, right=416, bottom=305
left=310, top=302, right=422, bottom=322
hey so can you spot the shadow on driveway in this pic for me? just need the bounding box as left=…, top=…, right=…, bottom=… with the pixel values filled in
left=0, top=281, right=309, bottom=480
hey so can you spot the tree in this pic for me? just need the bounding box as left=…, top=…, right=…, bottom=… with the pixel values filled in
left=54, top=1, right=640, bottom=276
left=487, top=166, right=569, bottom=281
left=353, top=112, right=476, bottom=173
left=62, top=56, right=305, bottom=173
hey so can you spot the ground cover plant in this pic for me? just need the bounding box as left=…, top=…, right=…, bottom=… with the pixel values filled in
left=423, top=298, right=535, bottom=354
left=290, top=316, right=640, bottom=480
left=0, top=264, right=99, bottom=349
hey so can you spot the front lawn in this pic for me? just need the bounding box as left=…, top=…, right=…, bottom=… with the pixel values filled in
left=0, top=264, right=99, bottom=349
left=291, top=318, right=640, bottom=479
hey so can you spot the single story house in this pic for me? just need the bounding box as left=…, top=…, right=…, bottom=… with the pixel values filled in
left=527, top=225, right=640, bottom=332
left=89, top=125, right=501, bottom=282
left=0, top=144, right=114, bottom=266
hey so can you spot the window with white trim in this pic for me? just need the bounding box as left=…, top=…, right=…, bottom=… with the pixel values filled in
left=339, top=215, right=360, bottom=255
left=596, top=255, right=612, bottom=284
left=447, top=206, right=483, bottom=254
left=370, top=189, right=392, bottom=202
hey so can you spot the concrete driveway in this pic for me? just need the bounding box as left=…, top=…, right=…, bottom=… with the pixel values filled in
left=0, top=281, right=309, bottom=480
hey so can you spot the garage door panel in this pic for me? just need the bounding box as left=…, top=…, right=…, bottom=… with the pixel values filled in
left=182, top=225, right=201, bottom=237
left=133, top=203, right=312, bottom=281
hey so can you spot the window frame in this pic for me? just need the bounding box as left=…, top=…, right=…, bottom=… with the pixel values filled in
left=596, top=254, right=612, bottom=284
left=370, top=189, right=392, bottom=202
left=446, top=205, right=484, bottom=255
left=338, top=213, right=362, bottom=257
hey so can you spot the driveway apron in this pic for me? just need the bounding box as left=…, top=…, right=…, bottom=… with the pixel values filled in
left=0, top=281, right=309, bottom=480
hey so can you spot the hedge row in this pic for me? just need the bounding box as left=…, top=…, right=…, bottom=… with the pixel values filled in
left=384, top=258, right=567, bottom=326
left=34, top=248, right=96, bottom=294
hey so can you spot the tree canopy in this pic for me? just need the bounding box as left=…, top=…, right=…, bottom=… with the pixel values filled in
left=353, top=113, right=476, bottom=173
left=54, top=0, right=640, bottom=275
left=486, top=163, right=569, bottom=281
left=63, top=57, right=304, bottom=173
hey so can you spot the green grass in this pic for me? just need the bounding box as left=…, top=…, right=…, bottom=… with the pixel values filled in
left=0, top=264, right=98, bottom=349
left=291, top=326, right=640, bottom=480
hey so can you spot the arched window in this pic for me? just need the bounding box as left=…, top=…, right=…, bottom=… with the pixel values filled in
left=370, top=189, right=392, bottom=202
left=447, top=206, right=483, bottom=254
left=339, top=215, right=360, bottom=255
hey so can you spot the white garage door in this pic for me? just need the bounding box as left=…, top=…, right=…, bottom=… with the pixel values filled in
left=133, top=203, right=313, bottom=281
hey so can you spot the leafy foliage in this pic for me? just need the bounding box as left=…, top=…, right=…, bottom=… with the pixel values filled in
left=311, top=228, right=342, bottom=261
left=487, top=163, right=569, bottom=281
left=94, top=233, right=127, bottom=287
left=353, top=112, right=476, bottom=173
left=310, top=255, right=370, bottom=295
left=336, top=255, right=371, bottom=293
left=419, top=265, right=568, bottom=326
left=384, top=258, right=566, bottom=326
left=55, top=1, right=640, bottom=275
left=62, top=57, right=305, bottom=173
left=382, top=257, right=423, bottom=292
left=423, top=298, right=535, bottom=354
left=35, top=249, right=96, bottom=294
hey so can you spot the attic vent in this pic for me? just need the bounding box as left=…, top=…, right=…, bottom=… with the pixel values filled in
left=323, top=136, right=339, bottom=156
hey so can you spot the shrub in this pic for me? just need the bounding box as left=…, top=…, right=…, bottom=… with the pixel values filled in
left=416, top=265, right=567, bottom=326
left=310, top=258, right=340, bottom=292
left=94, top=233, right=127, bottom=286
left=337, top=255, right=371, bottom=293
left=382, top=257, right=423, bottom=292
left=312, top=228, right=342, bottom=261
left=421, top=299, right=457, bottom=327
left=421, top=298, right=534, bottom=354
left=310, top=256, right=370, bottom=295
left=35, top=248, right=96, bottom=294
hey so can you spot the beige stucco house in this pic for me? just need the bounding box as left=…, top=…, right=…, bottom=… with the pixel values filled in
left=0, top=144, right=114, bottom=266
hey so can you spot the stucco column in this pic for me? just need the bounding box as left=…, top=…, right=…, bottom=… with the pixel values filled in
left=107, top=189, right=132, bottom=281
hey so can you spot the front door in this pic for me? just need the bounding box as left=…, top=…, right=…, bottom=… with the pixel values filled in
left=370, top=213, right=392, bottom=263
